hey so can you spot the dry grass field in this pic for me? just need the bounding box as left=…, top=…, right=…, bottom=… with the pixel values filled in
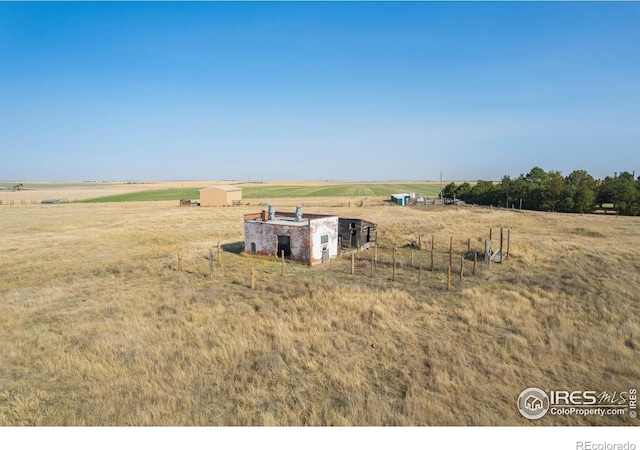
left=0, top=190, right=638, bottom=426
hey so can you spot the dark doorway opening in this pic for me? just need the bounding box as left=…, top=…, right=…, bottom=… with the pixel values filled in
left=350, top=222, right=357, bottom=247
left=277, top=235, right=291, bottom=259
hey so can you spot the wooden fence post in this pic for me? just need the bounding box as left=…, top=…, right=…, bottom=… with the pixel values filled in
left=351, top=253, right=355, bottom=275
left=418, top=264, right=422, bottom=286
left=467, top=238, right=471, bottom=253
left=506, top=229, right=511, bottom=259
left=392, top=248, right=397, bottom=281
left=449, top=236, right=453, bottom=269
left=500, top=227, right=504, bottom=263
left=460, top=256, right=464, bottom=282
left=209, top=248, right=214, bottom=278
left=430, top=235, right=434, bottom=271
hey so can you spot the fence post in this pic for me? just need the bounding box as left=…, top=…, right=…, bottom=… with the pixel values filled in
left=392, top=247, right=397, bottom=281
left=178, top=250, right=183, bottom=272
left=351, top=253, right=355, bottom=275
left=209, top=248, right=214, bottom=278
left=506, top=229, right=511, bottom=259
left=374, top=243, right=378, bottom=263
left=460, top=255, right=464, bottom=282
left=467, top=238, right=471, bottom=253
left=418, top=264, right=422, bottom=286
left=449, top=237, right=453, bottom=269
left=484, top=239, right=488, bottom=264
left=500, top=227, right=504, bottom=263
left=431, top=235, right=434, bottom=271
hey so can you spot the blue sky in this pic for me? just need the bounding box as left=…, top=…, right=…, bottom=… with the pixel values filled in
left=0, top=2, right=638, bottom=181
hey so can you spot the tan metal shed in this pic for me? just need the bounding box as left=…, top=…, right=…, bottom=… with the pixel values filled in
left=199, top=185, right=242, bottom=207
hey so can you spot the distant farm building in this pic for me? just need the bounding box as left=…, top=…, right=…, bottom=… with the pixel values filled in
left=199, top=185, right=242, bottom=207
left=390, top=193, right=411, bottom=206
left=244, top=206, right=338, bottom=265
left=338, top=218, right=377, bottom=251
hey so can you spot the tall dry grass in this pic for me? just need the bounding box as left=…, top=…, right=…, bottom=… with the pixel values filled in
left=0, top=199, right=638, bottom=425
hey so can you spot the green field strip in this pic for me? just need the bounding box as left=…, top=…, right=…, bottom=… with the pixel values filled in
left=77, top=183, right=443, bottom=203
left=78, top=188, right=204, bottom=203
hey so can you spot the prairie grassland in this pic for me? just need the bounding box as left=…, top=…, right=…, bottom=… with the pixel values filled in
left=0, top=199, right=638, bottom=426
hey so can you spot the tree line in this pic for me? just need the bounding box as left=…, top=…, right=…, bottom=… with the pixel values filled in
left=442, top=167, right=640, bottom=216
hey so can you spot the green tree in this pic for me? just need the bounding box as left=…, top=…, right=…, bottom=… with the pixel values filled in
left=566, top=169, right=598, bottom=192
left=597, top=172, right=640, bottom=215
left=558, top=184, right=577, bottom=212
left=615, top=173, right=640, bottom=215
left=501, top=175, right=525, bottom=208
left=466, top=180, right=500, bottom=205
left=597, top=176, right=617, bottom=206
left=442, top=182, right=457, bottom=199
left=455, top=182, right=472, bottom=199
left=564, top=169, right=597, bottom=213
left=525, top=167, right=549, bottom=210
left=541, top=170, right=565, bottom=211
left=573, top=185, right=597, bottom=214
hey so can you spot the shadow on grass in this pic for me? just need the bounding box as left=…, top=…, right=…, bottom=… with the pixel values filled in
left=222, top=242, right=245, bottom=254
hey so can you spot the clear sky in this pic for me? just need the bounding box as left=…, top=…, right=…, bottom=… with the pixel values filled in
left=1, top=2, right=638, bottom=182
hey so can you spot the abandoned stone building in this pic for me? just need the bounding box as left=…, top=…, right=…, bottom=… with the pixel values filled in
left=243, top=206, right=339, bottom=265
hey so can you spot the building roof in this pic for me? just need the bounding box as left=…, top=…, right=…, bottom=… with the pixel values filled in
left=244, top=211, right=337, bottom=227
left=200, top=185, right=242, bottom=192
left=391, top=193, right=410, bottom=199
